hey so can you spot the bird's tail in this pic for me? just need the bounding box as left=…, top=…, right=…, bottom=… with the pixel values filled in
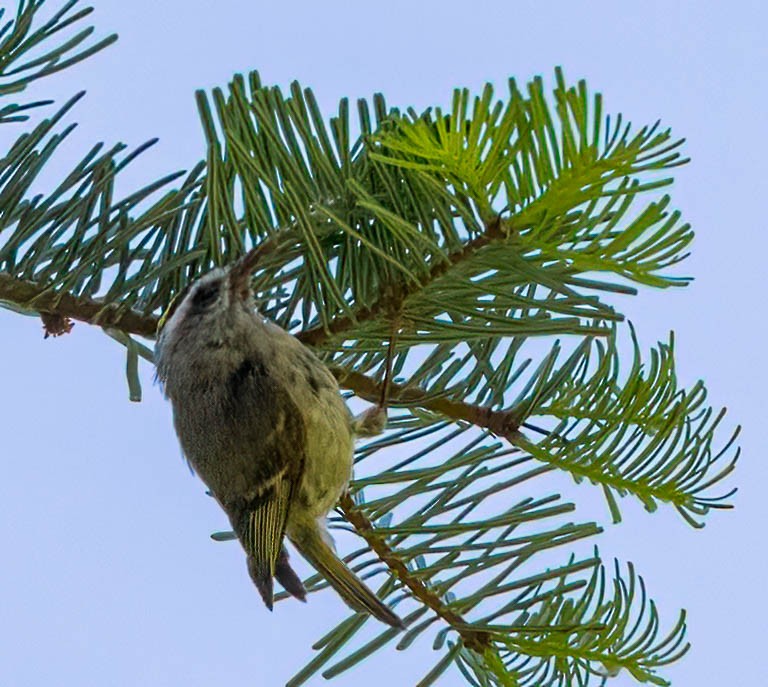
left=247, top=546, right=307, bottom=608
left=290, top=520, right=405, bottom=629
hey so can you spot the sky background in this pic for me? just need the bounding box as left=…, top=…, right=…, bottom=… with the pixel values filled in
left=1, top=1, right=766, bottom=685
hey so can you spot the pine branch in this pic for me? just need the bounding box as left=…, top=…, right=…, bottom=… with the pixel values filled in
left=451, top=561, right=688, bottom=687
left=503, top=328, right=739, bottom=525
left=0, top=271, right=156, bottom=335
left=276, top=424, right=607, bottom=685
left=0, top=1, right=117, bottom=113
left=297, top=214, right=508, bottom=347
left=339, top=492, right=492, bottom=653
left=332, top=366, right=524, bottom=435
left=0, top=267, right=528, bottom=437
left=0, top=25, right=738, bottom=683
left=0, top=263, right=737, bottom=527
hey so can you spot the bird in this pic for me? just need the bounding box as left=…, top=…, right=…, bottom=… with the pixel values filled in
left=154, top=251, right=403, bottom=629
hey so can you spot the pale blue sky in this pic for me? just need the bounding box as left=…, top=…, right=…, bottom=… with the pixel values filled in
left=1, top=1, right=766, bottom=685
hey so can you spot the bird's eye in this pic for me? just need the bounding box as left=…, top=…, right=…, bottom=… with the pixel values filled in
left=192, top=282, right=220, bottom=309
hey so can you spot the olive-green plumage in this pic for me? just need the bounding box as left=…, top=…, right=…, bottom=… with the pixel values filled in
left=155, top=257, right=403, bottom=629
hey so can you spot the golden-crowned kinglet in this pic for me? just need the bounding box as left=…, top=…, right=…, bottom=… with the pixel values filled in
left=155, top=254, right=403, bottom=628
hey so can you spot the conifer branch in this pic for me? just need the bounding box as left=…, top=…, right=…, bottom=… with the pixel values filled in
left=0, top=272, right=157, bottom=336
left=0, top=21, right=737, bottom=680
left=297, top=215, right=508, bottom=347
left=332, top=366, right=522, bottom=436
left=339, top=492, right=492, bottom=653
left=0, top=269, right=523, bottom=437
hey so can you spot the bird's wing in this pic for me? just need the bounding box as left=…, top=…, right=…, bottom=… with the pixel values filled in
left=226, top=354, right=309, bottom=607
left=244, top=470, right=296, bottom=608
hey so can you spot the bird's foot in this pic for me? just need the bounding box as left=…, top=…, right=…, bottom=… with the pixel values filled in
left=353, top=405, right=388, bottom=437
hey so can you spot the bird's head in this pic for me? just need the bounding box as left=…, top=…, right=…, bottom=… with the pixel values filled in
left=156, top=250, right=260, bottom=355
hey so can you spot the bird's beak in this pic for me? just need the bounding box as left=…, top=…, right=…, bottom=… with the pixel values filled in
left=228, top=246, right=263, bottom=302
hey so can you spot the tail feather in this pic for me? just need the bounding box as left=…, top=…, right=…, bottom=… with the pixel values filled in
left=290, top=522, right=405, bottom=629
left=249, top=546, right=307, bottom=606
left=275, top=547, right=307, bottom=602
left=247, top=555, right=274, bottom=610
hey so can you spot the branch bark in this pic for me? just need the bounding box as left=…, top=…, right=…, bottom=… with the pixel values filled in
left=332, top=366, right=521, bottom=437
left=0, top=272, right=157, bottom=337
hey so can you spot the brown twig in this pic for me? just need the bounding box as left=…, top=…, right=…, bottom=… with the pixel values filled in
left=0, top=273, right=157, bottom=337
left=331, top=366, right=521, bottom=440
